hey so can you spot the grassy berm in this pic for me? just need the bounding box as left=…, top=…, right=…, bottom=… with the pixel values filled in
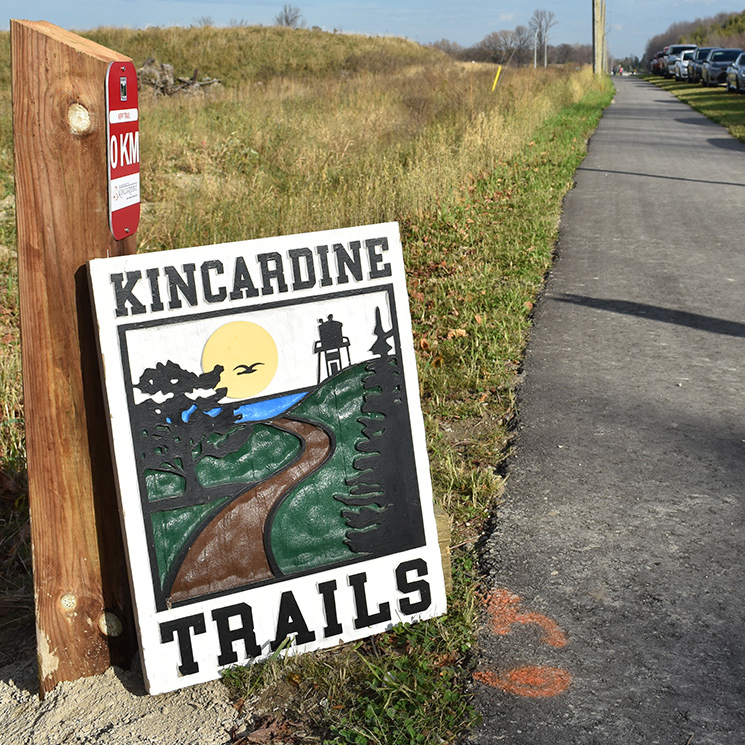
left=0, top=25, right=613, bottom=744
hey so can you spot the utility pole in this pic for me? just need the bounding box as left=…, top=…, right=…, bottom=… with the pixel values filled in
left=594, top=0, right=600, bottom=73
left=601, top=0, right=607, bottom=73
left=600, top=0, right=610, bottom=73
left=593, top=0, right=607, bottom=74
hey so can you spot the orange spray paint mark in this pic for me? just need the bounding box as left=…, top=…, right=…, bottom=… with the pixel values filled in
left=484, top=588, right=567, bottom=647
left=475, top=588, right=572, bottom=698
left=474, top=666, right=572, bottom=698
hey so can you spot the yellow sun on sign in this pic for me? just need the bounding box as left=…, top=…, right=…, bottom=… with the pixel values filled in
left=202, top=321, right=279, bottom=399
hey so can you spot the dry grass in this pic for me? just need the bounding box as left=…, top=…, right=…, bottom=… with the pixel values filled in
left=83, top=25, right=444, bottom=86
left=135, top=63, right=598, bottom=252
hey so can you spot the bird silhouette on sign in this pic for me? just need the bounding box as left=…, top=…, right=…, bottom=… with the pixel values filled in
left=234, top=362, right=265, bottom=375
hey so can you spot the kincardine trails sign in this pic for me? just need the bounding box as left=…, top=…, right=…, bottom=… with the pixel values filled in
left=89, top=222, right=446, bottom=694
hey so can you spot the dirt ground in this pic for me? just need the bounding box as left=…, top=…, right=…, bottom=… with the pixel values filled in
left=0, top=649, right=240, bottom=745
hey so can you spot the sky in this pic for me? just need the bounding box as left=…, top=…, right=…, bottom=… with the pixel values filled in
left=3, top=0, right=744, bottom=59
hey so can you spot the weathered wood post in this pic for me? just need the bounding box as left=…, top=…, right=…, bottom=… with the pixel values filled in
left=592, top=0, right=601, bottom=75
left=11, top=20, right=137, bottom=695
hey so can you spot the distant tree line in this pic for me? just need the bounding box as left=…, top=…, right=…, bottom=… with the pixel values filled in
left=614, top=55, right=643, bottom=73
left=431, top=36, right=591, bottom=67
left=431, top=9, right=591, bottom=68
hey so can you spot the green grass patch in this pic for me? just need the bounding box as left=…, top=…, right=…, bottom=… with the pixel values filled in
left=222, top=553, right=481, bottom=744
left=646, top=74, right=745, bottom=142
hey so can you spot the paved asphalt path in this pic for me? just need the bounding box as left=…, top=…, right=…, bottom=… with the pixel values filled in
left=470, top=76, right=745, bottom=744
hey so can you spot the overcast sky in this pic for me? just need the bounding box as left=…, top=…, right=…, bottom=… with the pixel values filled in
left=3, top=1, right=743, bottom=59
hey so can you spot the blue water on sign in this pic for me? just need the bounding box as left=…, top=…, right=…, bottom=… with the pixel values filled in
left=181, top=405, right=198, bottom=423
left=181, top=404, right=221, bottom=422
left=234, top=392, right=308, bottom=423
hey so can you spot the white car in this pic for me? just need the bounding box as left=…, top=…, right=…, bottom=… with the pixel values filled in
left=674, top=50, right=695, bottom=81
left=665, top=43, right=697, bottom=78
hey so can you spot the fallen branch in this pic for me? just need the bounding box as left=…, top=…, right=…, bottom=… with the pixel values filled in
left=137, top=57, right=222, bottom=96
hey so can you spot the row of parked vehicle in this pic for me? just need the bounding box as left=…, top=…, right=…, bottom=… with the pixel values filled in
left=649, top=44, right=745, bottom=91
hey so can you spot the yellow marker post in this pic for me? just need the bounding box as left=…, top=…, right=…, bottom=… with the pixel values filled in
left=491, top=65, right=503, bottom=92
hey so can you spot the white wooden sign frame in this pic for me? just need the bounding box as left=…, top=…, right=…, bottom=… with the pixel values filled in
left=89, top=222, right=446, bottom=694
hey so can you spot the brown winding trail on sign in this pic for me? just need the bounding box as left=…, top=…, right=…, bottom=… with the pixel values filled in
left=168, top=417, right=332, bottom=604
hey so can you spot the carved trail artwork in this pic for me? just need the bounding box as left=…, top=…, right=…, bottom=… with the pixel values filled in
left=127, top=299, right=426, bottom=611
left=169, top=417, right=333, bottom=602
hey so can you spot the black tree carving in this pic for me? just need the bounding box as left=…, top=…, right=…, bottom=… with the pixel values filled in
left=336, top=308, right=425, bottom=555
left=132, top=360, right=254, bottom=502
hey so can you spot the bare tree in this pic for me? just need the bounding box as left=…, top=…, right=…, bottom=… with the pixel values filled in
left=529, top=10, right=558, bottom=67
left=513, top=25, right=533, bottom=66
left=554, top=43, right=573, bottom=64
left=479, top=30, right=517, bottom=64
left=428, top=38, right=465, bottom=58
left=477, top=25, right=537, bottom=66
left=275, top=4, right=305, bottom=28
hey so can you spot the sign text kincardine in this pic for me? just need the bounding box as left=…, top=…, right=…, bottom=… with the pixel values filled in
left=110, top=238, right=392, bottom=318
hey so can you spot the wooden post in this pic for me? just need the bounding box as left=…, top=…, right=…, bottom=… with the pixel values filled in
left=601, top=0, right=607, bottom=75
left=434, top=505, right=453, bottom=594
left=11, top=20, right=137, bottom=695
left=592, top=0, right=602, bottom=75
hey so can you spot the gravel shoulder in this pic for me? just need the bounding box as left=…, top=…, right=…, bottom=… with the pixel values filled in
left=0, top=652, right=240, bottom=744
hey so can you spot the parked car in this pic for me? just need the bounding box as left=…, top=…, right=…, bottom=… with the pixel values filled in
left=726, top=52, right=745, bottom=92
left=649, top=51, right=662, bottom=74
left=666, top=44, right=698, bottom=78
left=650, top=48, right=668, bottom=75
left=689, top=47, right=719, bottom=83
left=701, top=48, right=744, bottom=86
left=674, top=50, right=696, bottom=81
left=659, top=47, right=671, bottom=76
